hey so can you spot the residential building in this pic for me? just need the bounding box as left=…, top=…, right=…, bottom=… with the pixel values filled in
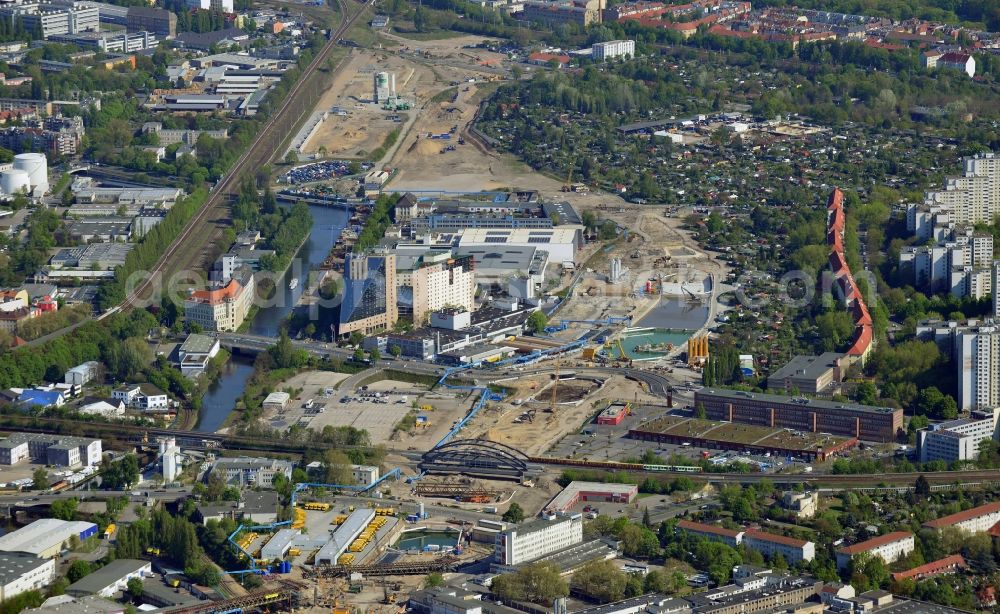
left=0, top=519, right=98, bottom=558
left=126, top=7, right=176, bottom=37
left=781, top=491, right=819, bottom=519
left=495, top=515, right=583, bottom=566
left=742, top=530, right=815, bottom=564
left=338, top=253, right=398, bottom=337
left=520, top=0, right=605, bottom=27
left=65, top=559, right=150, bottom=598
left=592, top=39, right=634, bottom=60
left=923, top=153, right=1000, bottom=226
left=676, top=519, right=743, bottom=548
left=766, top=352, right=845, bottom=395
left=694, top=388, right=903, bottom=442
left=543, top=481, right=638, bottom=514
left=49, top=30, right=156, bottom=52
left=891, top=555, right=966, bottom=582
left=64, top=361, right=99, bottom=386
left=937, top=52, right=975, bottom=77
left=177, top=333, right=221, bottom=377
left=210, top=456, right=293, bottom=488
left=184, top=266, right=255, bottom=332
left=0, top=553, right=55, bottom=601
left=183, top=0, right=234, bottom=12
left=923, top=501, right=1000, bottom=533
left=918, top=409, right=999, bottom=462
left=18, top=389, right=65, bottom=408
left=112, top=383, right=168, bottom=410
left=0, top=434, right=101, bottom=467
left=835, top=531, right=914, bottom=570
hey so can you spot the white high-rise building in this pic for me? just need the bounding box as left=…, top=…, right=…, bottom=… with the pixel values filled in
left=158, top=437, right=181, bottom=483
left=956, top=325, right=1000, bottom=411
left=409, top=253, right=475, bottom=325
left=184, top=0, right=234, bottom=12
left=592, top=39, right=634, bottom=61
left=495, top=515, right=582, bottom=566
left=924, top=153, right=1000, bottom=225
left=918, top=408, right=999, bottom=463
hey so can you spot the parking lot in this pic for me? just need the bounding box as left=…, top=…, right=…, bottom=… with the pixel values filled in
left=279, top=159, right=373, bottom=184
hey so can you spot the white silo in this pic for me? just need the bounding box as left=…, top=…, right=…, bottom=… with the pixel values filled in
left=0, top=169, right=30, bottom=196
left=13, top=153, right=48, bottom=194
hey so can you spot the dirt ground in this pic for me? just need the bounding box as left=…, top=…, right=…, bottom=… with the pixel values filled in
left=459, top=370, right=657, bottom=457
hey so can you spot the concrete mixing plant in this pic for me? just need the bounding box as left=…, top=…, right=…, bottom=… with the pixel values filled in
left=12, top=153, right=48, bottom=195
left=373, top=71, right=395, bottom=103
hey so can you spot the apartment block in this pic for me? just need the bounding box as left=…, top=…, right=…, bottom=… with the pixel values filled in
left=520, top=0, right=604, bottom=27
left=4, top=3, right=99, bottom=38
left=742, top=530, right=815, bottom=564
left=919, top=409, right=999, bottom=462
left=835, top=532, right=914, bottom=570
left=676, top=519, right=743, bottom=548
left=141, top=122, right=228, bottom=146
left=592, top=39, right=634, bottom=60
left=923, top=501, right=1000, bottom=534
left=495, top=515, right=583, bottom=566
left=922, top=153, right=1000, bottom=226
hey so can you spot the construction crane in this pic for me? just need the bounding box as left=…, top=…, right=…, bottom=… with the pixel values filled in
left=546, top=362, right=559, bottom=413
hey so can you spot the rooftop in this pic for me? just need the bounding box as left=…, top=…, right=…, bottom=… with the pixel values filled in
left=66, top=559, right=149, bottom=595
left=922, top=501, right=1000, bottom=529
left=697, top=387, right=899, bottom=415
left=836, top=531, right=913, bottom=555
left=0, top=552, right=53, bottom=585
left=0, top=519, right=97, bottom=556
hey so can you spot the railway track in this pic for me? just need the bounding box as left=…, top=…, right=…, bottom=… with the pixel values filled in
left=121, top=0, right=369, bottom=309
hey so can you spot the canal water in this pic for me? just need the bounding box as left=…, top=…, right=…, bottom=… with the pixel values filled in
left=394, top=528, right=461, bottom=551
left=194, top=205, right=351, bottom=432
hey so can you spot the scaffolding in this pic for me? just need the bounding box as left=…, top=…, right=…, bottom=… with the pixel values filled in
left=312, top=556, right=459, bottom=577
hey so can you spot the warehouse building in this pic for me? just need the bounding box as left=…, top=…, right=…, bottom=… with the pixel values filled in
left=66, top=559, right=150, bottom=597
left=260, top=529, right=299, bottom=561
left=0, top=553, right=55, bottom=600
left=315, top=509, right=376, bottom=565
left=495, top=514, right=583, bottom=566
left=543, top=481, right=638, bottom=514
left=694, top=388, right=903, bottom=442
left=922, top=501, right=1000, bottom=534
left=835, top=532, right=914, bottom=570
left=456, top=226, right=583, bottom=267
left=0, top=519, right=97, bottom=558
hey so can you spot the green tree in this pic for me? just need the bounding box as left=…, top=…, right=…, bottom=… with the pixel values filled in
left=126, top=578, right=144, bottom=601
left=389, top=345, right=402, bottom=359
left=526, top=310, right=548, bottom=334
left=50, top=497, right=78, bottom=521
left=424, top=572, right=445, bottom=588
left=67, top=560, right=92, bottom=583
left=502, top=502, right=525, bottom=523
left=32, top=467, right=49, bottom=490
left=570, top=559, right=628, bottom=603
left=491, top=562, right=568, bottom=606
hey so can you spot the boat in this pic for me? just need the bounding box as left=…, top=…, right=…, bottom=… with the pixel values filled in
left=289, top=278, right=299, bottom=290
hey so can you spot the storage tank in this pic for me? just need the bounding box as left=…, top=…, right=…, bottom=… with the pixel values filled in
left=13, top=153, right=47, bottom=194
left=0, top=169, right=30, bottom=195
